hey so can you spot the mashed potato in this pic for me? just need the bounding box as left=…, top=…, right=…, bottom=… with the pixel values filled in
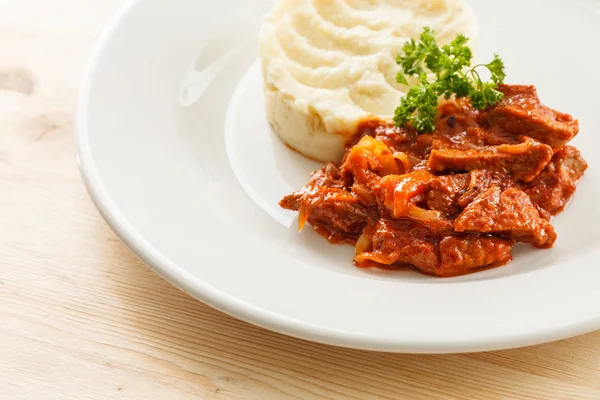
left=259, top=0, right=478, bottom=162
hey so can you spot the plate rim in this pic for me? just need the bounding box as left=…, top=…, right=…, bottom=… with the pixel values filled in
left=75, top=0, right=600, bottom=353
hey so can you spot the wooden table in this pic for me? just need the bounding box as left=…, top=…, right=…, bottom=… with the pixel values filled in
left=2, top=1, right=600, bottom=399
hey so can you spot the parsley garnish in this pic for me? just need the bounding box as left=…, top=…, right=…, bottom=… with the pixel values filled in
left=394, top=27, right=506, bottom=133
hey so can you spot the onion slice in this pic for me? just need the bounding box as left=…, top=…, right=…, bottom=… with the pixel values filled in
left=355, top=233, right=373, bottom=255
left=497, top=139, right=533, bottom=155
left=297, top=205, right=311, bottom=232
left=393, top=152, right=410, bottom=171
left=406, top=203, right=444, bottom=222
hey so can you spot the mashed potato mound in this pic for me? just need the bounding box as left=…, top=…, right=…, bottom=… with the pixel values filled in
left=259, top=0, right=478, bottom=162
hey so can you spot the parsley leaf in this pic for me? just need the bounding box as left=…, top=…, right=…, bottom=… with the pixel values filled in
left=469, top=82, right=504, bottom=110
left=396, top=70, right=408, bottom=86
left=394, top=85, right=439, bottom=133
left=393, top=28, right=506, bottom=133
left=486, top=54, right=506, bottom=84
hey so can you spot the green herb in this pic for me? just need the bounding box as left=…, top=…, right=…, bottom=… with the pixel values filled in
left=394, top=27, right=506, bottom=133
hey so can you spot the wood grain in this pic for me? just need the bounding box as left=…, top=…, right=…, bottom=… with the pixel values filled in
left=1, top=1, right=600, bottom=399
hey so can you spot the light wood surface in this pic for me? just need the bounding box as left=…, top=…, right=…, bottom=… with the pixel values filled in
left=2, top=1, right=600, bottom=399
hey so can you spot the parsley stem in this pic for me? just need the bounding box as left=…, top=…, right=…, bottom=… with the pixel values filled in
left=469, top=68, right=483, bottom=89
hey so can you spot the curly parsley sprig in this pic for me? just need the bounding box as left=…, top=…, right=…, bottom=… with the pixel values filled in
left=394, top=27, right=506, bottom=133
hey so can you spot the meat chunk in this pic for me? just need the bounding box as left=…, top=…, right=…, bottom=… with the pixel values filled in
left=280, top=186, right=370, bottom=242
left=426, top=174, right=470, bottom=218
left=354, top=220, right=439, bottom=271
left=372, top=122, right=415, bottom=153
left=437, top=236, right=515, bottom=277
left=280, top=164, right=344, bottom=211
left=351, top=182, right=377, bottom=208
left=280, top=165, right=371, bottom=242
left=435, top=100, right=479, bottom=136
left=524, top=145, right=588, bottom=219
left=427, top=138, right=553, bottom=182
left=355, top=220, right=515, bottom=277
left=348, top=120, right=413, bottom=153
left=308, top=163, right=345, bottom=189
left=484, top=84, right=579, bottom=150
left=554, top=145, right=589, bottom=181
left=438, top=127, right=518, bottom=148
left=454, top=187, right=557, bottom=248
left=457, top=170, right=515, bottom=208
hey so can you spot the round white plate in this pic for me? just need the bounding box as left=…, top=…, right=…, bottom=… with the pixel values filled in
left=77, top=0, right=600, bottom=353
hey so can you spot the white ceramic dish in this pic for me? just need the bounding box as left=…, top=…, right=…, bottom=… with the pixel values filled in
left=76, top=0, right=600, bottom=353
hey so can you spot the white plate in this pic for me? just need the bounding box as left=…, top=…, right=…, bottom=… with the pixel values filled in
left=76, top=0, right=600, bottom=353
